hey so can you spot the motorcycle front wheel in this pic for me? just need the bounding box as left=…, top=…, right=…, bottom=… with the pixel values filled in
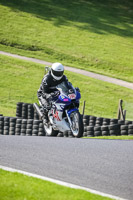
left=70, top=111, right=83, bottom=138
left=44, top=122, right=58, bottom=136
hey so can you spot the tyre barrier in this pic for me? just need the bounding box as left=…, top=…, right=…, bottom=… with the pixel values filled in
left=0, top=115, right=77, bottom=138
left=0, top=116, right=45, bottom=136
left=1, top=102, right=133, bottom=137
left=16, top=102, right=39, bottom=120
left=82, top=115, right=133, bottom=137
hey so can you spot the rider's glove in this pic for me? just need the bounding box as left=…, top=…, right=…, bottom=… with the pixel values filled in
left=42, top=93, right=46, bottom=98
left=51, top=90, right=60, bottom=97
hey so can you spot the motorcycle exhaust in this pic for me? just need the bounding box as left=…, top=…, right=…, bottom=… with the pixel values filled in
left=33, top=103, right=43, bottom=119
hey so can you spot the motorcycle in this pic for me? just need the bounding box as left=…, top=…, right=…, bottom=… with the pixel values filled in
left=34, top=81, right=83, bottom=138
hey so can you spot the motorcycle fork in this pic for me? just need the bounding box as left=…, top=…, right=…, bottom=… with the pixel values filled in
left=65, top=110, right=72, bottom=129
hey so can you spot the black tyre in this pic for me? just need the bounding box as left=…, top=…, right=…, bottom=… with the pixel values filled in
left=38, top=131, right=45, bottom=136
left=9, top=127, right=15, bottom=131
left=16, top=124, right=21, bottom=128
left=68, top=130, right=74, bottom=138
left=9, top=131, right=15, bottom=135
left=0, top=129, right=3, bottom=135
left=89, top=116, right=96, bottom=120
left=89, top=122, right=95, bottom=126
left=94, top=131, right=102, bottom=136
left=87, top=131, right=94, bottom=137
left=21, top=129, right=26, bottom=136
left=4, top=126, right=9, bottom=130
left=120, top=125, right=128, bottom=130
left=34, top=111, right=39, bottom=120
left=0, top=121, right=4, bottom=126
left=16, top=102, right=23, bottom=117
left=32, top=130, right=38, bottom=136
left=16, top=119, right=22, bottom=124
left=10, top=117, right=16, bottom=123
left=103, top=118, right=110, bottom=123
left=102, top=131, right=109, bottom=136
left=3, top=130, right=9, bottom=135
left=27, top=119, right=33, bottom=124
left=101, top=126, right=108, bottom=131
left=128, top=129, right=133, bottom=135
left=109, top=124, right=120, bottom=130
left=22, top=119, right=27, bottom=124
left=118, top=120, right=125, bottom=125
left=95, top=123, right=102, bottom=127
left=70, top=111, right=83, bottom=138
left=83, top=115, right=89, bottom=120
left=83, top=118, right=89, bottom=125
left=84, top=126, right=87, bottom=132
left=26, top=129, right=32, bottom=136
left=125, top=120, right=132, bottom=125
left=95, top=117, right=103, bottom=126
left=4, top=122, right=9, bottom=126
left=109, top=130, right=117, bottom=136
left=21, top=124, right=27, bottom=129
left=63, top=131, right=68, bottom=137
left=128, top=124, right=133, bottom=129
left=103, top=122, right=109, bottom=126
left=33, top=120, right=40, bottom=125
left=87, top=126, right=94, bottom=131
left=4, top=117, right=10, bottom=122
left=83, top=132, right=87, bottom=137
left=27, top=124, right=33, bottom=129
left=94, top=126, right=101, bottom=131
left=110, top=119, right=118, bottom=124
left=0, top=116, right=4, bottom=120
left=15, top=128, right=21, bottom=135
left=121, top=130, right=128, bottom=135
left=33, top=125, right=39, bottom=130
left=10, top=122, right=16, bottom=127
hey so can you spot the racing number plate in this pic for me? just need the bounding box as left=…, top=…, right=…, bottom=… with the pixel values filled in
left=68, top=93, right=76, bottom=100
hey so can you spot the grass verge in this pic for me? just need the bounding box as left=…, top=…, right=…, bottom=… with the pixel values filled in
left=0, top=169, right=113, bottom=200
left=0, top=0, right=133, bottom=82
left=0, top=54, right=133, bottom=119
left=83, top=135, right=133, bottom=140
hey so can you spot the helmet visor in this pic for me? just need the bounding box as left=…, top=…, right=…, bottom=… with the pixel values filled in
left=52, top=69, right=64, bottom=77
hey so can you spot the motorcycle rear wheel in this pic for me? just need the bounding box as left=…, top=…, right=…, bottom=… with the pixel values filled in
left=44, top=123, right=58, bottom=136
left=70, top=111, right=83, bottom=138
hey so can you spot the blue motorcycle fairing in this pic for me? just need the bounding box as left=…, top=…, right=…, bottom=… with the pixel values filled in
left=67, top=108, right=79, bottom=116
left=55, top=94, right=72, bottom=104
left=76, top=90, right=81, bottom=100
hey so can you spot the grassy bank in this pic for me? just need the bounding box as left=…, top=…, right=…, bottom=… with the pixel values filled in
left=0, top=169, right=113, bottom=200
left=0, top=54, right=133, bottom=119
left=0, top=0, right=133, bottom=82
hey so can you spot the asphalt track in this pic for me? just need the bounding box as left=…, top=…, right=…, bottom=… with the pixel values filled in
left=0, top=135, right=133, bottom=200
left=0, top=51, right=133, bottom=90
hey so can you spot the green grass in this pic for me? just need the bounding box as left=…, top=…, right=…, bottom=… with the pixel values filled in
left=1, top=54, right=133, bottom=120
left=84, top=135, right=133, bottom=140
left=0, top=169, right=113, bottom=200
left=0, top=0, right=133, bottom=82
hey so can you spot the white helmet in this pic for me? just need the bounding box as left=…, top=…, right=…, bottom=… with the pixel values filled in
left=51, top=63, right=64, bottom=80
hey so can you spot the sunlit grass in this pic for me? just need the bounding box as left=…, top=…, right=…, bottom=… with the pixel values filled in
left=0, top=54, right=133, bottom=120
left=0, top=0, right=133, bottom=82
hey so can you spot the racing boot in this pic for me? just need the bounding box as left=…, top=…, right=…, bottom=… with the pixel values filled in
left=41, top=108, right=48, bottom=124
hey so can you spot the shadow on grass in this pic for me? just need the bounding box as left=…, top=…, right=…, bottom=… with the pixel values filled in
left=0, top=0, right=133, bottom=37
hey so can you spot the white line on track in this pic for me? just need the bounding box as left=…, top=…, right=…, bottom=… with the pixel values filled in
left=0, top=165, right=127, bottom=200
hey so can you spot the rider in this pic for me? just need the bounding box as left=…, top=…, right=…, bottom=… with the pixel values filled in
left=37, top=62, right=69, bottom=123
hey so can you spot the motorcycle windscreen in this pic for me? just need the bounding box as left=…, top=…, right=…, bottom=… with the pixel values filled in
left=56, top=81, right=75, bottom=97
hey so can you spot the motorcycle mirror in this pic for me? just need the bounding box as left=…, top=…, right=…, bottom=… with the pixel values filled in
left=45, top=66, right=51, bottom=75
